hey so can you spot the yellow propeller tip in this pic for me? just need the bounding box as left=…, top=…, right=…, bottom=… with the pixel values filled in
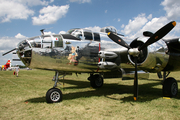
left=163, top=97, right=171, bottom=99
left=108, top=32, right=111, bottom=35
left=134, top=97, right=137, bottom=101
left=172, top=21, right=176, bottom=26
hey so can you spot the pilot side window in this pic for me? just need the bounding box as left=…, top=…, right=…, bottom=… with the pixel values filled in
left=53, top=35, right=63, bottom=47
left=84, top=32, right=93, bottom=40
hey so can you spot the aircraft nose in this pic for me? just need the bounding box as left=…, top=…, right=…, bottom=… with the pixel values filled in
left=17, top=40, right=32, bottom=67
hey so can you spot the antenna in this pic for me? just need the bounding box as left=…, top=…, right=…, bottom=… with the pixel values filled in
left=40, top=29, right=45, bottom=35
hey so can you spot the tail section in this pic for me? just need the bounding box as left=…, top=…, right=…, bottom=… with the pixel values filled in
left=4, top=59, right=11, bottom=69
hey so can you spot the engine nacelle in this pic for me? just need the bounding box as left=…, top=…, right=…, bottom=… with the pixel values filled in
left=128, top=38, right=169, bottom=73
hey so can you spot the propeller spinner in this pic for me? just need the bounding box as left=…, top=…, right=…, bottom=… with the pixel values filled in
left=108, top=21, right=176, bottom=100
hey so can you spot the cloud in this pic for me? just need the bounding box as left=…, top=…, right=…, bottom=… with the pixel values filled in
left=120, top=0, right=180, bottom=39
left=126, top=17, right=170, bottom=39
left=44, top=31, right=55, bottom=35
left=59, top=31, right=66, bottom=34
left=105, top=10, right=108, bottom=13
left=0, top=0, right=55, bottom=23
left=0, top=0, right=34, bottom=22
left=32, top=5, right=69, bottom=25
left=0, top=36, right=24, bottom=65
left=84, top=26, right=101, bottom=32
left=17, top=0, right=54, bottom=6
left=15, top=33, right=27, bottom=39
left=121, top=13, right=151, bottom=35
left=69, top=0, right=91, bottom=3
left=161, top=0, right=180, bottom=20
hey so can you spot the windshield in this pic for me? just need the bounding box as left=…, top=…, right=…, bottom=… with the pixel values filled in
left=71, top=29, right=83, bottom=39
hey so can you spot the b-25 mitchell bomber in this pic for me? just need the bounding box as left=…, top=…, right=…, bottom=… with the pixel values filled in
left=3, top=21, right=179, bottom=103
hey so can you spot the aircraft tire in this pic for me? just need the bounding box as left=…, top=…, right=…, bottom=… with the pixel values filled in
left=163, top=77, right=178, bottom=97
left=46, top=88, right=63, bottom=103
left=90, top=74, right=104, bottom=88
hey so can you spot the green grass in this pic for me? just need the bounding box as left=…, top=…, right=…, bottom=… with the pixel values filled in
left=0, top=70, right=180, bottom=120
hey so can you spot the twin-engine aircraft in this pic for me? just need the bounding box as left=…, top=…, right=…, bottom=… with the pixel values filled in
left=3, top=21, right=179, bottom=103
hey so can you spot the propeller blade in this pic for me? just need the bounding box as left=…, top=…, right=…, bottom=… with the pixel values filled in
left=143, top=31, right=153, bottom=37
left=108, top=32, right=131, bottom=49
left=2, top=48, right=17, bottom=56
left=134, top=57, right=138, bottom=101
left=139, top=21, right=176, bottom=51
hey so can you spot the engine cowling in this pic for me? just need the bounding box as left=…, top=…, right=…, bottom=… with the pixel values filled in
left=128, top=37, right=169, bottom=73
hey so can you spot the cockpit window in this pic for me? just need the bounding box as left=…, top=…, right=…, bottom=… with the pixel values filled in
left=71, top=30, right=83, bottom=39
left=29, top=35, right=52, bottom=48
left=69, top=29, right=99, bottom=41
left=84, top=32, right=93, bottom=40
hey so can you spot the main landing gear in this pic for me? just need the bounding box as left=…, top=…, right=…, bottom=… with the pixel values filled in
left=46, top=71, right=64, bottom=103
left=162, top=71, right=178, bottom=97
left=88, top=74, right=104, bottom=88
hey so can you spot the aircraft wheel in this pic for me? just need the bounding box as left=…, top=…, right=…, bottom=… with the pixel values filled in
left=46, top=88, right=63, bottom=103
left=90, top=74, right=104, bottom=88
left=163, top=77, right=178, bottom=97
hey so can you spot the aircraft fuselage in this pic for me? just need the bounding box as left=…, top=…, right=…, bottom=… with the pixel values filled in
left=16, top=28, right=180, bottom=74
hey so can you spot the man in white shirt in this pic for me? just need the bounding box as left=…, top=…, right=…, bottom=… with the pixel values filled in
left=15, top=65, right=20, bottom=77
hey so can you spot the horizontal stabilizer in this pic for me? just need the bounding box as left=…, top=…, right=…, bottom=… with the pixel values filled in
left=12, top=59, right=21, bottom=61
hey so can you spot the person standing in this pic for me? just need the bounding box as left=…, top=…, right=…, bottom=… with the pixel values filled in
left=15, top=65, right=20, bottom=77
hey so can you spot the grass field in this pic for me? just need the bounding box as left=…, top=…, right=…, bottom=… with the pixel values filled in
left=0, top=69, right=180, bottom=120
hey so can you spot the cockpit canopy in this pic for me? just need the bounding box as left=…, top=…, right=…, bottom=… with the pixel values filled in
left=66, top=28, right=101, bottom=41
left=18, top=34, right=64, bottom=50
left=100, top=26, right=117, bottom=34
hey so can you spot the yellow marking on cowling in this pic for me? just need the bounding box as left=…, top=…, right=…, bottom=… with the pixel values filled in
left=108, top=32, right=111, bottom=35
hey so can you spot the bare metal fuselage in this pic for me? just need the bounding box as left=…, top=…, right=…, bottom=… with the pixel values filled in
left=16, top=28, right=180, bottom=75
left=17, top=32, right=130, bottom=73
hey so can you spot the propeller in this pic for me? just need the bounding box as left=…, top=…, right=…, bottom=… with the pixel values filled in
left=108, top=21, right=176, bottom=100
left=2, top=48, right=17, bottom=56
left=143, top=31, right=153, bottom=37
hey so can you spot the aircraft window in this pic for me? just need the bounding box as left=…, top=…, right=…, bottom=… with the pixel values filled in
left=42, top=35, right=52, bottom=48
left=71, top=30, right=83, bottom=39
left=94, top=33, right=100, bottom=41
left=29, top=36, right=41, bottom=48
left=84, top=32, right=93, bottom=40
left=53, top=35, right=63, bottom=47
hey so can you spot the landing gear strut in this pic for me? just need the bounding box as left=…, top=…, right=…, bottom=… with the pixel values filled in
left=162, top=71, right=178, bottom=97
left=88, top=74, right=104, bottom=88
left=46, top=71, right=65, bottom=103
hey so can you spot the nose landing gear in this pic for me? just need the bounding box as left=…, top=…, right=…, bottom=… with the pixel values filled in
left=46, top=71, right=65, bottom=103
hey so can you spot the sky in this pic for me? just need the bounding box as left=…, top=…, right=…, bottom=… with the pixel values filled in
left=1, top=0, right=180, bottom=65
